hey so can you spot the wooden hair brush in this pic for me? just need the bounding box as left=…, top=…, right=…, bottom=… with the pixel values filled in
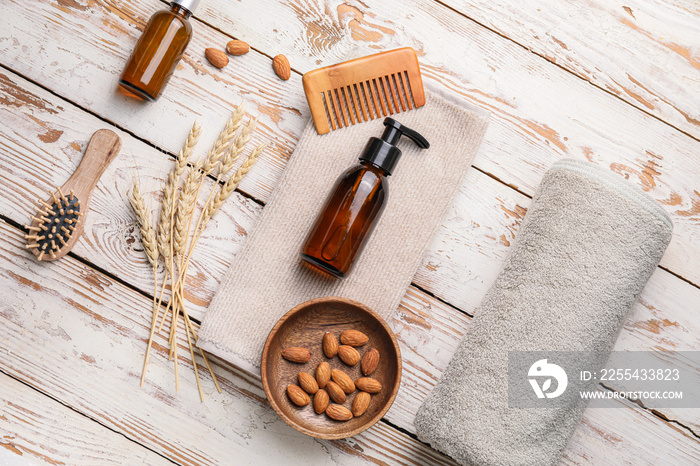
left=302, top=47, right=426, bottom=135
left=25, top=129, right=122, bottom=261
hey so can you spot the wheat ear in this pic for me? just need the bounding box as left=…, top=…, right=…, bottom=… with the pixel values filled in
left=128, top=179, right=160, bottom=387
left=177, top=142, right=267, bottom=292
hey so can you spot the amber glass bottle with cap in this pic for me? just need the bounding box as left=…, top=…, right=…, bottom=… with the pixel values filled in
left=119, top=0, right=198, bottom=101
left=301, top=118, right=430, bottom=278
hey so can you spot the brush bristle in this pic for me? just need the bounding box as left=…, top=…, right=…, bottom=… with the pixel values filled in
left=27, top=189, right=81, bottom=260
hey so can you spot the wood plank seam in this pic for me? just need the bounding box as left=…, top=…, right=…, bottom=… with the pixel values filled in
left=429, top=0, right=700, bottom=144
left=0, top=366, right=179, bottom=465
left=599, top=383, right=700, bottom=440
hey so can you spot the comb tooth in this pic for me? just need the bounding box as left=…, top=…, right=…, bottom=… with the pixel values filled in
left=39, top=224, right=48, bottom=231
left=367, top=80, right=380, bottom=117
left=58, top=235, right=67, bottom=246
left=398, top=71, right=413, bottom=110
left=340, top=87, right=356, bottom=125
left=26, top=243, right=39, bottom=249
left=371, top=79, right=386, bottom=117
left=51, top=240, right=58, bottom=250
left=404, top=70, right=418, bottom=108
left=37, top=250, right=45, bottom=261
left=51, top=191, right=60, bottom=206
left=25, top=234, right=38, bottom=240
left=61, top=226, right=70, bottom=234
left=359, top=82, right=374, bottom=120
left=352, top=84, right=367, bottom=122
left=333, top=88, right=349, bottom=127
left=380, top=76, right=396, bottom=115
left=392, top=74, right=407, bottom=112
left=49, top=251, right=57, bottom=260
left=377, top=77, right=392, bottom=115
left=321, top=92, right=337, bottom=131
left=345, top=85, right=360, bottom=124
left=349, top=85, right=362, bottom=123
left=27, top=226, right=41, bottom=232
left=327, top=90, right=343, bottom=129
left=30, top=215, right=46, bottom=223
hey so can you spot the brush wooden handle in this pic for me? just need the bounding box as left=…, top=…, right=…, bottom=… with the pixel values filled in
left=29, top=129, right=121, bottom=261
left=62, top=129, right=122, bottom=201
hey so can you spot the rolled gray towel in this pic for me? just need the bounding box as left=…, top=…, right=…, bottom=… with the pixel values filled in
left=414, top=158, right=673, bottom=466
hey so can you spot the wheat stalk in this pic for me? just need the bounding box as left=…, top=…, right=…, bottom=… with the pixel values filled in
left=159, top=121, right=201, bottom=261
left=133, top=108, right=263, bottom=401
left=176, top=142, right=267, bottom=295
left=201, top=104, right=245, bottom=175
left=205, top=143, right=266, bottom=225
left=128, top=178, right=162, bottom=388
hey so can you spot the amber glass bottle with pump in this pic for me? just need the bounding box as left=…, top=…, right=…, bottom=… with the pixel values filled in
left=301, top=118, right=430, bottom=278
left=119, top=0, right=198, bottom=101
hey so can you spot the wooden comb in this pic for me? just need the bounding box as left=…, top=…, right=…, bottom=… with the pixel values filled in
left=302, top=47, right=426, bottom=135
left=25, top=129, right=121, bottom=261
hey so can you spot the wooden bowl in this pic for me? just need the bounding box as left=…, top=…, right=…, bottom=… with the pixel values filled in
left=261, top=297, right=402, bottom=439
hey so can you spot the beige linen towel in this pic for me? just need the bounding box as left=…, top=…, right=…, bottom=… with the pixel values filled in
left=198, top=91, right=489, bottom=373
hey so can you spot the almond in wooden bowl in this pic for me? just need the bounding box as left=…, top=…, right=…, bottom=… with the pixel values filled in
left=261, top=297, right=402, bottom=439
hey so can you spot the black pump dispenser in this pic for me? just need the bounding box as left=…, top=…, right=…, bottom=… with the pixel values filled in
left=359, top=118, right=430, bottom=175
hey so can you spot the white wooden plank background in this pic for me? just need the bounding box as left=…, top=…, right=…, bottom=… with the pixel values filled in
left=0, top=0, right=698, bottom=464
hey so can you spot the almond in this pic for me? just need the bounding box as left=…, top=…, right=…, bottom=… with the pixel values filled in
left=338, top=345, right=360, bottom=366
left=326, top=404, right=353, bottom=421
left=272, top=54, right=291, bottom=80
left=352, top=391, right=371, bottom=417
left=322, top=332, right=338, bottom=358
left=340, top=329, right=369, bottom=347
left=226, top=39, right=250, bottom=55
left=355, top=377, right=382, bottom=394
left=282, top=347, right=310, bottom=363
left=298, top=372, right=319, bottom=394
left=205, top=48, right=228, bottom=69
left=326, top=381, right=346, bottom=404
left=331, top=369, right=356, bottom=394
left=313, top=389, right=330, bottom=414
left=287, top=384, right=310, bottom=406
left=316, top=362, right=331, bottom=389
left=361, top=348, right=380, bottom=376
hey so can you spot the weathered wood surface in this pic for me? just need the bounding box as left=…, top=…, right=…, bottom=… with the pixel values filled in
left=2, top=0, right=700, bottom=288
left=438, top=0, right=700, bottom=137
left=0, top=373, right=172, bottom=465
left=1, top=69, right=698, bottom=463
left=0, top=219, right=457, bottom=466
